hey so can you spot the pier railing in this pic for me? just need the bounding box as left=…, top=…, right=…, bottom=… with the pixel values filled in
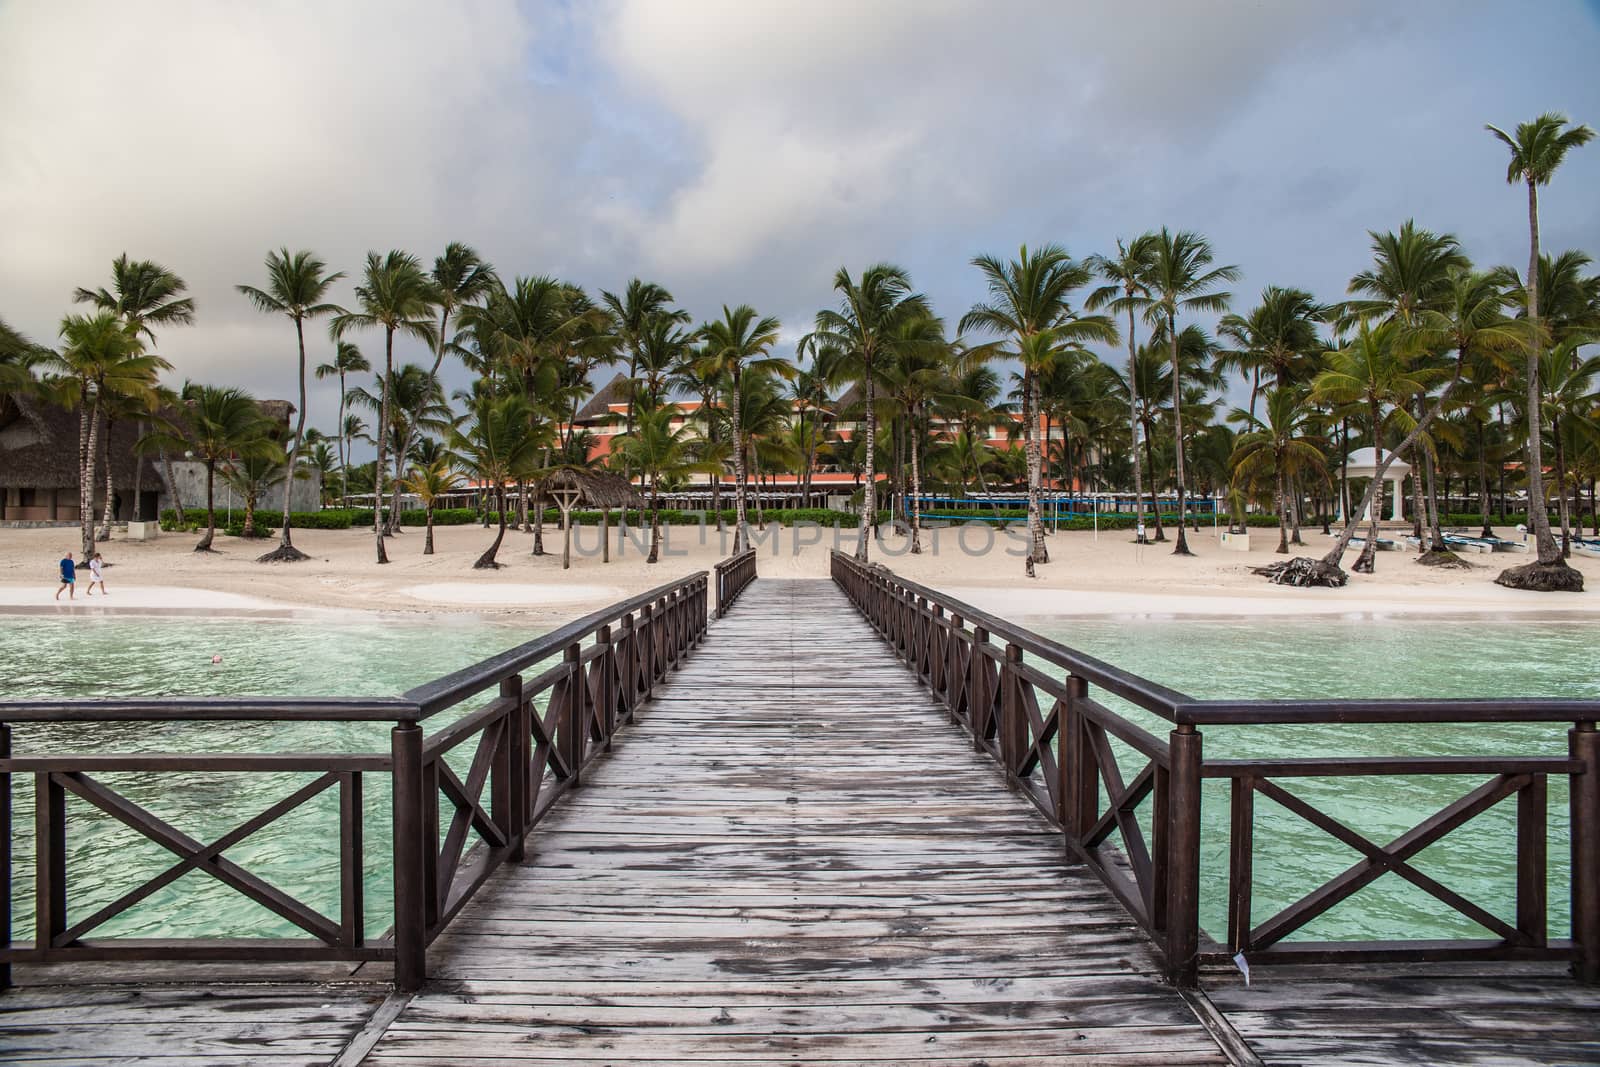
left=829, top=551, right=1599, bottom=987
left=714, top=547, right=757, bottom=618
left=0, top=571, right=708, bottom=992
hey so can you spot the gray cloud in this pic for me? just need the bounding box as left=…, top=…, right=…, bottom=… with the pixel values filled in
left=3, top=0, right=1598, bottom=444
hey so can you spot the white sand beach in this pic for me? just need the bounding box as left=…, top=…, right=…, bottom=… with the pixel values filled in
left=3, top=520, right=1598, bottom=621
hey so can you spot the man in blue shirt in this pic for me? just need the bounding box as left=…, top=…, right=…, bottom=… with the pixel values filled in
left=56, top=551, right=76, bottom=601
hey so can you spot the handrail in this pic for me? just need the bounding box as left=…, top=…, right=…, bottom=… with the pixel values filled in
left=406, top=571, right=708, bottom=716
left=713, top=548, right=757, bottom=618
left=828, top=550, right=1600, bottom=989
left=0, top=568, right=712, bottom=993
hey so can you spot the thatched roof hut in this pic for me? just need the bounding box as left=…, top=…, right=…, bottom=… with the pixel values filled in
left=540, top=467, right=642, bottom=509
left=573, top=374, right=631, bottom=423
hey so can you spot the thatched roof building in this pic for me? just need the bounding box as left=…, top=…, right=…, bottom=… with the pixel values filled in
left=573, top=373, right=631, bottom=423
left=540, top=467, right=643, bottom=509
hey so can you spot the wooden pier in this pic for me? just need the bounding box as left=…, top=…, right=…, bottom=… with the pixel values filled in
left=2, top=561, right=1598, bottom=1064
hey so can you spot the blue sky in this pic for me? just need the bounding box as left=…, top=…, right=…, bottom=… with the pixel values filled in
left=2, top=0, right=1598, bottom=434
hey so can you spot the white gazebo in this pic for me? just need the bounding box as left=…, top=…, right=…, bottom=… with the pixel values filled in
left=1338, top=447, right=1409, bottom=522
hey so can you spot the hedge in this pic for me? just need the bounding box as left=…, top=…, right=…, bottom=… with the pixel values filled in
left=162, top=509, right=352, bottom=532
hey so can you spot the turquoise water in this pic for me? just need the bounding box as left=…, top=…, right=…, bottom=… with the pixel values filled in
left=1, top=614, right=539, bottom=943
left=1, top=611, right=1594, bottom=950
left=1030, top=615, right=1594, bottom=946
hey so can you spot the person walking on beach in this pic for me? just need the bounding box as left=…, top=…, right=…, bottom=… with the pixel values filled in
left=55, top=551, right=76, bottom=600
left=86, top=552, right=107, bottom=596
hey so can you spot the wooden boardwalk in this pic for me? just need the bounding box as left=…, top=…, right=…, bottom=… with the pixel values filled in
left=5, top=576, right=1599, bottom=1065
left=363, top=577, right=1229, bottom=1064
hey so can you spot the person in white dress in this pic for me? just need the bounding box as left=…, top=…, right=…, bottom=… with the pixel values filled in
left=86, top=552, right=107, bottom=596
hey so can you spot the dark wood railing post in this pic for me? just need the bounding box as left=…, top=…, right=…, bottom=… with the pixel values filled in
left=1058, top=675, right=1086, bottom=832
left=1572, top=722, right=1599, bottom=983
left=1515, top=772, right=1546, bottom=949
left=338, top=770, right=364, bottom=948
left=1227, top=775, right=1254, bottom=955
left=0, top=722, right=9, bottom=991
left=35, top=772, right=65, bottom=952
left=1166, top=725, right=1203, bottom=988
left=1002, top=643, right=1024, bottom=786
left=595, top=626, right=615, bottom=743
left=391, top=721, right=427, bottom=992
left=499, top=674, right=527, bottom=861
left=640, top=604, right=656, bottom=699
left=564, top=643, right=584, bottom=787
left=971, top=628, right=990, bottom=753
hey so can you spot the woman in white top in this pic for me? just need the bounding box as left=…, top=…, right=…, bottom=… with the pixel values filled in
left=87, top=552, right=107, bottom=596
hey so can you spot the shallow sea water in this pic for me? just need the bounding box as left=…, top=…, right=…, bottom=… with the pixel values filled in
left=0, top=610, right=1594, bottom=948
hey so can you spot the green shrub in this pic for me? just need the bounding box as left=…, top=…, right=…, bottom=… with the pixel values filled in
left=223, top=522, right=277, bottom=538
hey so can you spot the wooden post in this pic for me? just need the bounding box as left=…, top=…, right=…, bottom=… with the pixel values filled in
left=0, top=723, right=9, bottom=990
left=35, top=772, right=65, bottom=952
left=1227, top=776, right=1254, bottom=955
left=1002, top=643, right=1024, bottom=786
left=497, top=674, right=525, bottom=861
left=595, top=626, right=615, bottom=743
left=1166, top=725, right=1202, bottom=988
left=339, top=770, right=364, bottom=948
left=972, top=628, right=989, bottom=753
left=1515, top=772, right=1547, bottom=948
left=1572, top=723, right=1599, bottom=982
left=564, top=643, right=584, bottom=787
left=391, top=722, right=427, bottom=992
left=640, top=604, right=656, bottom=699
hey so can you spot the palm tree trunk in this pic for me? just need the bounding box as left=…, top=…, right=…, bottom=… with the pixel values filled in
left=1288, top=474, right=1303, bottom=546
left=1476, top=417, right=1494, bottom=538
left=532, top=481, right=546, bottom=555
left=196, top=461, right=217, bottom=552
left=1169, top=321, right=1192, bottom=556
left=648, top=472, right=661, bottom=564
left=751, top=441, right=765, bottom=531
left=387, top=425, right=407, bottom=536
left=98, top=412, right=115, bottom=541
left=475, top=486, right=507, bottom=568
left=132, top=419, right=146, bottom=521
left=242, top=490, right=258, bottom=538
left=78, top=390, right=98, bottom=559
left=282, top=318, right=309, bottom=552
left=910, top=410, right=923, bottom=555
left=1125, top=304, right=1146, bottom=543
left=374, top=328, right=392, bottom=564
left=1408, top=463, right=1425, bottom=540
left=733, top=368, right=750, bottom=554
left=424, top=507, right=435, bottom=555
left=1275, top=468, right=1289, bottom=553
left=337, top=373, right=348, bottom=506
left=854, top=359, right=878, bottom=561
left=1141, top=428, right=1166, bottom=541
left=1024, top=371, right=1047, bottom=565
left=1555, top=420, right=1570, bottom=558
left=159, top=447, right=185, bottom=525
left=1521, top=178, right=1562, bottom=565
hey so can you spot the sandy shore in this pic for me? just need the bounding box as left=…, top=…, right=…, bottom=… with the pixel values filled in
left=2, top=519, right=1597, bottom=621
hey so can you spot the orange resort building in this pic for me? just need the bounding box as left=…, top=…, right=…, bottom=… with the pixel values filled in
left=561, top=374, right=1073, bottom=511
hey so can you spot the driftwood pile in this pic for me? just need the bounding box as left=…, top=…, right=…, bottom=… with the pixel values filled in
left=1252, top=557, right=1348, bottom=588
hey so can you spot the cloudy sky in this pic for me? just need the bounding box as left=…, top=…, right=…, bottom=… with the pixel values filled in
left=3, top=0, right=1599, bottom=437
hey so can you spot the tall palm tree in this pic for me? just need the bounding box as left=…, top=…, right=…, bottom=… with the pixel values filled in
left=805, top=265, right=933, bottom=561
left=962, top=246, right=1116, bottom=567
left=602, top=279, right=688, bottom=479
left=237, top=248, right=345, bottom=561
left=44, top=312, right=168, bottom=557
left=1217, top=286, right=1326, bottom=415
left=74, top=253, right=196, bottom=524
left=1229, top=386, right=1327, bottom=553
left=1537, top=341, right=1600, bottom=557
left=402, top=456, right=463, bottom=555
left=1143, top=229, right=1238, bottom=555
left=350, top=363, right=453, bottom=531
left=700, top=305, right=785, bottom=552
left=1486, top=112, right=1594, bottom=588
left=331, top=252, right=439, bottom=563
left=221, top=448, right=291, bottom=539
left=428, top=242, right=498, bottom=385
left=1088, top=235, right=1157, bottom=542
left=314, top=341, right=370, bottom=505
left=880, top=317, right=957, bottom=553
left=613, top=401, right=716, bottom=563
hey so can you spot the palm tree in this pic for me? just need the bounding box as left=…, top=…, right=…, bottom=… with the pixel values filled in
left=962, top=246, right=1116, bottom=567
left=350, top=363, right=452, bottom=533
left=1229, top=387, right=1327, bottom=553
left=167, top=385, right=278, bottom=551
left=1486, top=112, right=1594, bottom=589
left=236, top=248, right=345, bottom=561
left=700, top=305, right=785, bottom=552
left=612, top=401, right=715, bottom=563
left=314, top=341, right=369, bottom=505
left=880, top=319, right=958, bottom=553
left=74, top=253, right=196, bottom=524
left=602, top=280, right=687, bottom=479
left=1217, top=286, right=1326, bottom=418
left=806, top=265, right=932, bottom=561
left=451, top=391, right=545, bottom=568
left=331, top=252, right=439, bottom=564
left=43, top=312, right=168, bottom=557
left=1310, top=322, right=1452, bottom=575
left=303, top=437, right=340, bottom=504
left=221, top=448, right=291, bottom=539
left=1088, top=235, right=1158, bottom=542
left=402, top=456, right=463, bottom=555
left=1537, top=341, right=1600, bottom=557
left=1143, top=229, right=1238, bottom=556
left=428, top=242, right=498, bottom=385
